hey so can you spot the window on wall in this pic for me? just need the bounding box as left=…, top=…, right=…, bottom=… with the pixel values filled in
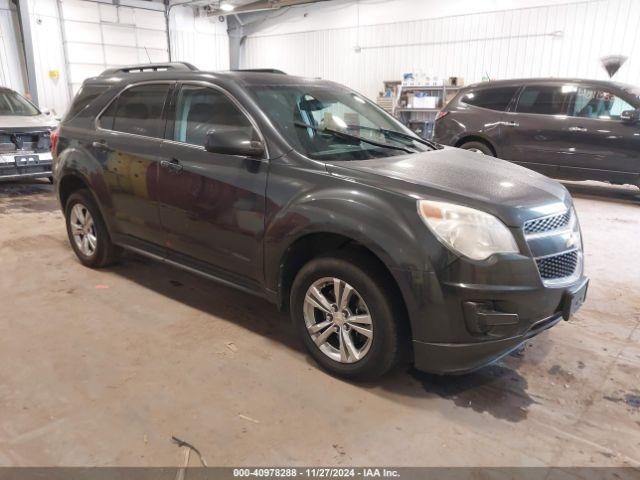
left=461, top=87, right=519, bottom=111
left=98, top=84, right=170, bottom=138
left=173, top=85, right=256, bottom=147
left=515, top=85, right=573, bottom=115
left=569, top=87, right=634, bottom=120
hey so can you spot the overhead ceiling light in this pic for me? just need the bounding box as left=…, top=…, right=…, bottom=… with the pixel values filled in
left=219, top=3, right=235, bottom=11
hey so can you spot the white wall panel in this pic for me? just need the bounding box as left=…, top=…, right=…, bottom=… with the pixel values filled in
left=242, top=0, right=640, bottom=100
left=169, top=6, right=229, bottom=71
left=29, top=0, right=71, bottom=115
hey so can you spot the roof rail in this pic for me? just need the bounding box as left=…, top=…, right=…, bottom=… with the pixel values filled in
left=100, top=62, right=199, bottom=76
left=232, top=68, right=287, bottom=75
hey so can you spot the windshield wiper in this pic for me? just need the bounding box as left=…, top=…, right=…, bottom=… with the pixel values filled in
left=293, top=122, right=414, bottom=154
left=348, top=124, right=440, bottom=150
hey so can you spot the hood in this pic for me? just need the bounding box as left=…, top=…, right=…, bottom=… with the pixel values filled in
left=0, top=114, right=58, bottom=130
left=326, top=147, right=571, bottom=227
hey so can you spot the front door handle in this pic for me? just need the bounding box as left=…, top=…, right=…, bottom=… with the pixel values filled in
left=502, top=121, right=519, bottom=127
left=568, top=126, right=587, bottom=132
left=160, top=158, right=183, bottom=173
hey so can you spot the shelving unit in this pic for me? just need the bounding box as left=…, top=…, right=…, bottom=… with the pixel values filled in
left=392, top=84, right=462, bottom=139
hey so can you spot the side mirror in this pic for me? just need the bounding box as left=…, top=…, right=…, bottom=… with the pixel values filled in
left=620, top=109, right=640, bottom=124
left=204, top=129, right=265, bottom=158
left=40, top=107, right=51, bottom=116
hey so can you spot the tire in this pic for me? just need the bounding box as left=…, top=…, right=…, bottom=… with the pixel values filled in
left=64, top=189, right=121, bottom=268
left=290, top=251, right=403, bottom=380
left=459, top=141, right=494, bottom=156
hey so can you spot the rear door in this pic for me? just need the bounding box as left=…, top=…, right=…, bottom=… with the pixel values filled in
left=157, top=82, right=268, bottom=285
left=562, top=84, right=640, bottom=182
left=499, top=83, right=575, bottom=175
left=94, top=82, right=173, bottom=246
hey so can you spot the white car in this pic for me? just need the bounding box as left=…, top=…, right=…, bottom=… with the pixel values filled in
left=0, top=87, right=58, bottom=182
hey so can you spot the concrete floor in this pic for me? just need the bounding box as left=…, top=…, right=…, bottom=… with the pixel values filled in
left=0, top=179, right=639, bottom=467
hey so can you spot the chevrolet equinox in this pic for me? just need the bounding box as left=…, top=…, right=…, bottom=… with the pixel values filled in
left=52, top=63, right=589, bottom=379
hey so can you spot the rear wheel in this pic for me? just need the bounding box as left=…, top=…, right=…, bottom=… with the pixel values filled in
left=460, top=140, right=494, bottom=156
left=64, top=189, right=121, bottom=268
left=290, top=252, right=403, bottom=380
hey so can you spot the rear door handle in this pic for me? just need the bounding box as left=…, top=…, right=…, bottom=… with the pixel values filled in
left=160, top=158, right=183, bottom=173
left=568, top=126, right=587, bottom=132
left=502, top=121, right=519, bottom=127
left=92, top=140, right=108, bottom=149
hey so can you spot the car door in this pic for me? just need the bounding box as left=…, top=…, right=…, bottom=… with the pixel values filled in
left=94, top=82, right=173, bottom=246
left=499, top=83, right=575, bottom=175
left=157, top=82, right=268, bottom=285
left=561, top=84, right=640, bottom=182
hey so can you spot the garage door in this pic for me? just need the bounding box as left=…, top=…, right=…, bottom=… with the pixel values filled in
left=0, top=0, right=27, bottom=94
left=60, top=0, right=168, bottom=95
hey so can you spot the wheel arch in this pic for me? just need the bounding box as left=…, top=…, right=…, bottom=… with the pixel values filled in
left=455, top=135, right=497, bottom=156
left=277, top=231, right=412, bottom=342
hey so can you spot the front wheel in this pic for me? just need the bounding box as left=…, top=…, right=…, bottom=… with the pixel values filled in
left=290, top=253, right=403, bottom=380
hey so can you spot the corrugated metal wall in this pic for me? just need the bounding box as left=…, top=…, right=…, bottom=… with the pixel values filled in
left=0, top=0, right=27, bottom=94
left=169, top=7, right=229, bottom=71
left=242, top=0, right=640, bottom=99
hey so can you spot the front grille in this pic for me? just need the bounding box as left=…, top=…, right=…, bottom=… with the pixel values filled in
left=536, top=250, right=579, bottom=280
left=524, top=211, right=571, bottom=235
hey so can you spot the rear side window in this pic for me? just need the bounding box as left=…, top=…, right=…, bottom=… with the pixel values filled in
left=99, top=84, right=170, bottom=138
left=64, top=84, right=109, bottom=121
left=461, top=87, right=518, bottom=111
left=515, top=85, right=573, bottom=115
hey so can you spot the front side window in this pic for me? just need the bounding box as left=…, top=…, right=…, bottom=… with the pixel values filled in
left=461, top=87, right=518, bottom=111
left=248, top=83, right=432, bottom=161
left=0, top=90, right=40, bottom=116
left=570, top=87, right=634, bottom=120
left=173, top=85, right=256, bottom=146
left=515, top=85, right=573, bottom=115
left=99, top=84, right=170, bottom=138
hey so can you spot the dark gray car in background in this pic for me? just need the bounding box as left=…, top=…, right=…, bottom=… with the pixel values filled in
left=433, top=78, right=640, bottom=189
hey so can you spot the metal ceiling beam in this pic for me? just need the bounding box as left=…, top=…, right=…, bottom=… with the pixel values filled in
left=207, top=0, right=328, bottom=16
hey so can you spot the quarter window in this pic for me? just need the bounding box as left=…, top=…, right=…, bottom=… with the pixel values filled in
left=462, top=87, right=518, bottom=111
left=173, top=85, right=256, bottom=147
left=515, top=85, right=573, bottom=115
left=570, top=87, right=634, bottom=120
left=98, top=84, right=170, bottom=138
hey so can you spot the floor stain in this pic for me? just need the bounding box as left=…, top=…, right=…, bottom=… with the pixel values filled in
left=548, top=364, right=575, bottom=383
left=411, top=364, right=537, bottom=422
left=603, top=390, right=640, bottom=412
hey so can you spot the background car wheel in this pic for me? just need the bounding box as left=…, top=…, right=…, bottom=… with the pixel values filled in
left=64, top=189, right=121, bottom=268
left=460, top=141, right=494, bottom=156
left=290, top=251, right=404, bottom=380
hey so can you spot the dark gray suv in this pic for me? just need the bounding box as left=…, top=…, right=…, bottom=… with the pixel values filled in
left=433, top=78, right=640, bottom=188
left=53, top=63, right=589, bottom=380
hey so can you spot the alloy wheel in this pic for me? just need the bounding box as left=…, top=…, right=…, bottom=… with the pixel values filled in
left=303, top=277, right=373, bottom=363
left=70, top=203, right=97, bottom=257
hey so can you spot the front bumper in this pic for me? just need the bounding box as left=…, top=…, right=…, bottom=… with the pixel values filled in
left=413, top=277, right=589, bottom=374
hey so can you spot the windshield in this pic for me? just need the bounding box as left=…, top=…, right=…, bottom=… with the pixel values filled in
left=249, top=83, right=433, bottom=160
left=0, top=90, right=40, bottom=116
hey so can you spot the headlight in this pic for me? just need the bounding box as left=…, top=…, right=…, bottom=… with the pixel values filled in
left=417, top=200, right=519, bottom=260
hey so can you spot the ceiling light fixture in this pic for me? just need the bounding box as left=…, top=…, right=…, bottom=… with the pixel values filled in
left=219, top=3, right=235, bottom=11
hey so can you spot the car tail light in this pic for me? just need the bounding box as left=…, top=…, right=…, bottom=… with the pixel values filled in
left=435, top=111, right=449, bottom=121
left=50, top=128, right=59, bottom=156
